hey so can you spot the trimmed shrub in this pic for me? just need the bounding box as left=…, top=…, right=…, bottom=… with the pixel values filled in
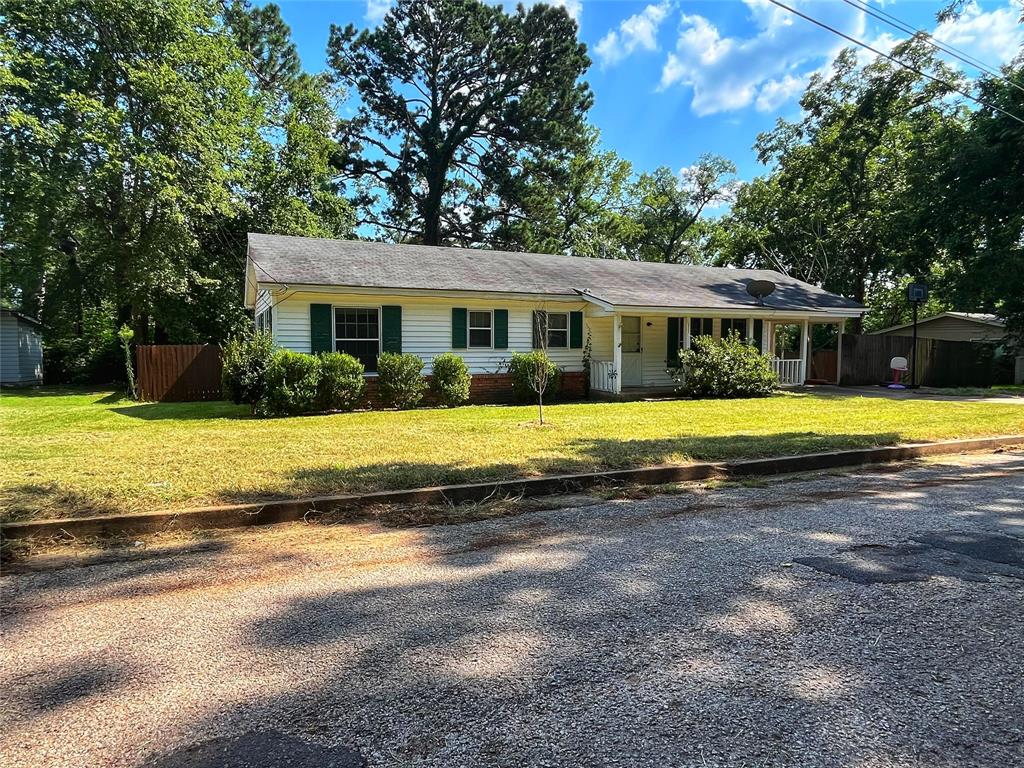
left=317, top=352, right=365, bottom=412
left=222, top=331, right=275, bottom=409
left=509, top=350, right=562, bottom=403
left=258, top=350, right=321, bottom=416
left=430, top=353, right=472, bottom=406
left=377, top=352, right=426, bottom=409
left=672, top=332, right=778, bottom=398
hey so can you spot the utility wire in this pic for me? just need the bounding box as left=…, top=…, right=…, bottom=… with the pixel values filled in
left=764, top=0, right=1024, bottom=126
left=837, top=0, right=1024, bottom=94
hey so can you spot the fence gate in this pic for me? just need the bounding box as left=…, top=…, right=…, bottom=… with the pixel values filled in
left=136, top=344, right=223, bottom=402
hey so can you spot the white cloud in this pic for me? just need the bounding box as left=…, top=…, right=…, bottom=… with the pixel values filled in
left=755, top=74, right=808, bottom=112
left=365, top=0, right=391, bottom=24
left=595, top=1, right=673, bottom=67
left=933, top=1, right=1024, bottom=70
left=659, top=0, right=865, bottom=116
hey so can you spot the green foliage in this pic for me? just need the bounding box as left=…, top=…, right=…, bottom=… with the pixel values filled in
left=629, top=156, right=737, bottom=263
left=316, top=352, right=365, bottom=412
left=1, top=0, right=353, bottom=382
left=221, top=331, right=275, bottom=407
left=714, top=40, right=967, bottom=331
left=509, top=351, right=562, bottom=404
left=673, top=333, right=778, bottom=399
left=327, top=0, right=592, bottom=245
left=930, top=69, right=1024, bottom=347
left=493, top=127, right=638, bottom=257
left=377, top=352, right=426, bottom=409
left=257, top=350, right=321, bottom=417
left=581, top=329, right=593, bottom=398
left=117, top=325, right=137, bottom=400
left=42, top=302, right=120, bottom=384
left=430, top=353, right=472, bottom=407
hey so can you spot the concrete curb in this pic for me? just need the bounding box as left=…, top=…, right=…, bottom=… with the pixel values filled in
left=3, top=435, right=1021, bottom=541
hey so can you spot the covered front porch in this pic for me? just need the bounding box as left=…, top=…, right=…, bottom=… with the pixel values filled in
left=585, top=309, right=853, bottom=397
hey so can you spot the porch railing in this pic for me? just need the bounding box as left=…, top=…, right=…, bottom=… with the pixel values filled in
left=590, top=360, right=617, bottom=393
left=771, top=357, right=803, bottom=386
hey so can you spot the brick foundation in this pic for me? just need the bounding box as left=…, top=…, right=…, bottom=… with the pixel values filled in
left=359, top=371, right=587, bottom=409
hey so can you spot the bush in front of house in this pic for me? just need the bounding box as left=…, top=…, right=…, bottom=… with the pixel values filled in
left=509, top=350, right=562, bottom=403
left=672, top=331, right=778, bottom=398
left=377, top=351, right=427, bottom=409
left=222, top=331, right=275, bottom=409
left=257, top=350, right=322, bottom=416
left=316, top=352, right=365, bottom=412
left=430, top=352, right=472, bottom=406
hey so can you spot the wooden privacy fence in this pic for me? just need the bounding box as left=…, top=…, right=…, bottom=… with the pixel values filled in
left=840, top=335, right=995, bottom=387
left=136, top=344, right=223, bottom=402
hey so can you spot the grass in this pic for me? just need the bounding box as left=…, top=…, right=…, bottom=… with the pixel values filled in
left=936, top=385, right=1024, bottom=397
left=1, top=387, right=1022, bottom=522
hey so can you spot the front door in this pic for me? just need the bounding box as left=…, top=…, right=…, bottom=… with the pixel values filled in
left=621, top=315, right=642, bottom=386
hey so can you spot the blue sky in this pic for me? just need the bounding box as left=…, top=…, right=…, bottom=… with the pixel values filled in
left=271, top=0, right=1022, bottom=183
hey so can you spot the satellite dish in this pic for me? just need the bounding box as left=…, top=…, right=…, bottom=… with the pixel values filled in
left=746, top=279, right=776, bottom=305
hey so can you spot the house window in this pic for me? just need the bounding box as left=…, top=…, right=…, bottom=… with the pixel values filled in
left=468, top=310, right=493, bottom=348
left=335, top=307, right=380, bottom=372
left=721, top=318, right=746, bottom=340
left=546, top=312, right=569, bottom=348
left=689, top=317, right=713, bottom=347
left=256, top=307, right=272, bottom=334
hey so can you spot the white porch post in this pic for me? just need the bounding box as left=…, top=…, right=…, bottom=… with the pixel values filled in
left=612, top=314, right=622, bottom=395
left=835, top=319, right=845, bottom=385
left=799, top=319, right=810, bottom=384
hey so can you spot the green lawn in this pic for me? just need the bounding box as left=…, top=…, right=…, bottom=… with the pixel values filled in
left=2, top=388, right=1022, bottom=522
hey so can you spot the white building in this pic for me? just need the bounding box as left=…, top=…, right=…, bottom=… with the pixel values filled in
left=0, top=309, right=44, bottom=386
left=244, top=234, right=863, bottom=398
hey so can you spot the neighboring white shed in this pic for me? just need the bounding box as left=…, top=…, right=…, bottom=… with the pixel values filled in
left=0, top=309, right=44, bottom=386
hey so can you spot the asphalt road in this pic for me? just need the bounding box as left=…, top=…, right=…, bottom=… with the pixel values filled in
left=2, top=452, right=1023, bottom=768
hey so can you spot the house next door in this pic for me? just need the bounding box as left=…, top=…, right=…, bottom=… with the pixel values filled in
left=621, top=316, right=642, bottom=386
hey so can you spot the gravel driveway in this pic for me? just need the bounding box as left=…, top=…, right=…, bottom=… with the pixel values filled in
left=2, top=452, right=1023, bottom=768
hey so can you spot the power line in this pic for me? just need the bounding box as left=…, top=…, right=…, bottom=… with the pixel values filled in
left=764, top=0, right=1024, bottom=126
left=837, top=0, right=1024, bottom=94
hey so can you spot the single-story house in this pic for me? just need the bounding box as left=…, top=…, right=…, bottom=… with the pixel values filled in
left=870, top=312, right=1006, bottom=343
left=244, top=234, right=864, bottom=399
left=0, top=308, right=44, bottom=386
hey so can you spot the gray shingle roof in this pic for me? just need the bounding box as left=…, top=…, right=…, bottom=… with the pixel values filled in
left=248, top=233, right=863, bottom=314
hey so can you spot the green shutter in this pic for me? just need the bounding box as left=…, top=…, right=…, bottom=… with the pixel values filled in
left=752, top=319, right=764, bottom=352
left=452, top=308, right=467, bottom=349
left=382, top=305, right=402, bottom=353
left=310, top=304, right=333, bottom=354
left=667, top=317, right=680, bottom=365
left=569, top=311, right=583, bottom=349
left=494, top=309, right=508, bottom=349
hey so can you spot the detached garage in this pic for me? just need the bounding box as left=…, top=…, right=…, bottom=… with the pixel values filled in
left=1, top=309, right=43, bottom=386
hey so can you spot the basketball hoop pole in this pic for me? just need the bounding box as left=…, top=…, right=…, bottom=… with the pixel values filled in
left=911, top=300, right=918, bottom=388
left=906, top=281, right=927, bottom=390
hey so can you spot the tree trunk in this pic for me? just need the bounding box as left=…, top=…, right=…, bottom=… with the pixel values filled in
left=422, top=161, right=446, bottom=246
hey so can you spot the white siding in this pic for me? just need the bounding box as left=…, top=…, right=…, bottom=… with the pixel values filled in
left=0, top=315, right=18, bottom=383
left=1, top=314, right=43, bottom=385
left=272, top=291, right=590, bottom=374
left=587, top=316, right=613, bottom=361
left=641, top=315, right=675, bottom=387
